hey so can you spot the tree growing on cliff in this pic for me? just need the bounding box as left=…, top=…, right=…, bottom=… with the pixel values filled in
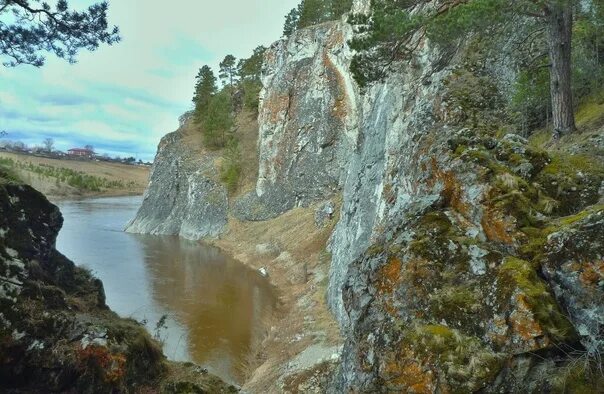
left=238, top=46, right=266, bottom=112
left=193, top=65, right=217, bottom=122
left=283, top=0, right=353, bottom=36
left=203, top=90, right=233, bottom=149
left=0, top=0, right=120, bottom=67
left=238, top=46, right=265, bottom=82
left=350, top=0, right=581, bottom=137
left=283, top=5, right=301, bottom=36
left=219, top=54, right=238, bottom=88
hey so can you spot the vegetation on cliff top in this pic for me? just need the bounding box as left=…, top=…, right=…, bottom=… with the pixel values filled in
left=283, top=0, right=354, bottom=36
left=349, top=0, right=604, bottom=138
left=191, top=45, right=266, bottom=193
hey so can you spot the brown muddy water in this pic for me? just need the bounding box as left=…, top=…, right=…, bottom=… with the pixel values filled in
left=54, top=196, right=276, bottom=384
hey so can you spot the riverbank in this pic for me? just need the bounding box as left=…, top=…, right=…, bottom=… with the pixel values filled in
left=209, top=201, right=343, bottom=393
left=0, top=151, right=150, bottom=199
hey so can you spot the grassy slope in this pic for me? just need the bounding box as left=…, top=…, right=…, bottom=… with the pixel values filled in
left=0, top=151, right=150, bottom=198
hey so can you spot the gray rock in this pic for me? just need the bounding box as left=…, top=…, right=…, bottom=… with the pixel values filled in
left=255, top=243, right=281, bottom=258
left=125, top=129, right=228, bottom=240
left=314, top=201, right=336, bottom=228
left=232, top=185, right=295, bottom=221
left=245, top=18, right=359, bottom=220
left=542, top=209, right=604, bottom=356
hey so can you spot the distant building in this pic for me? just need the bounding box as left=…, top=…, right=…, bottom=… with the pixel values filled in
left=67, top=148, right=94, bottom=158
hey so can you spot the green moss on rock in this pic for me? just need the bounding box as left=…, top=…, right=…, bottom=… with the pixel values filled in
left=402, top=324, right=504, bottom=392
left=497, top=257, right=576, bottom=342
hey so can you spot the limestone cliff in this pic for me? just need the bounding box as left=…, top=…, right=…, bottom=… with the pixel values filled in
left=132, top=0, right=604, bottom=391
left=233, top=18, right=359, bottom=221
left=125, top=118, right=228, bottom=240
left=0, top=171, right=236, bottom=392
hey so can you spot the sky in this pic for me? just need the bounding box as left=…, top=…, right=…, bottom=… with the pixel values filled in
left=0, top=0, right=299, bottom=161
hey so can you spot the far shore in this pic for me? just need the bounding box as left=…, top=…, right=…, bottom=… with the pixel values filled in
left=47, top=189, right=146, bottom=202
left=0, top=151, right=150, bottom=199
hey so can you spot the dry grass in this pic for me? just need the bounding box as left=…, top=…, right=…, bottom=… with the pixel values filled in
left=234, top=110, right=260, bottom=194
left=0, top=151, right=150, bottom=198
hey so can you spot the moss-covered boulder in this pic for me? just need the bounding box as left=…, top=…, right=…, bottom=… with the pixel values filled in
left=337, top=94, right=604, bottom=391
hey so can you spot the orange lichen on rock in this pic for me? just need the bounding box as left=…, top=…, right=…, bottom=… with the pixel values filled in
left=376, top=255, right=403, bottom=315
left=325, top=27, right=345, bottom=48
left=76, top=345, right=127, bottom=384
left=321, top=52, right=349, bottom=122
left=508, top=293, right=547, bottom=347
left=429, top=158, right=469, bottom=215
left=376, top=255, right=402, bottom=295
left=579, top=260, right=604, bottom=286
left=263, top=92, right=291, bottom=124
left=382, top=350, right=436, bottom=394
left=481, top=206, right=515, bottom=244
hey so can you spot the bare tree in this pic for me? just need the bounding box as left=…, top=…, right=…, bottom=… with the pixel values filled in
left=42, top=137, right=54, bottom=152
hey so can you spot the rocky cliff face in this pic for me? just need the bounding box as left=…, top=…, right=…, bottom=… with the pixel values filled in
left=233, top=17, right=358, bottom=221
left=126, top=121, right=228, bottom=240
left=133, top=0, right=604, bottom=390
left=0, top=172, right=236, bottom=392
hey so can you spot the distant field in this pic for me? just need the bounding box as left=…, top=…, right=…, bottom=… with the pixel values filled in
left=0, top=151, right=150, bottom=198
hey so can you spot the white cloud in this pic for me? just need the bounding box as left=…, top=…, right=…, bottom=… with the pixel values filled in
left=0, top=0, right=299, bottom=160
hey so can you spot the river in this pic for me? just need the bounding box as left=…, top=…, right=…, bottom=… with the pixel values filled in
left=53, top=196, right=275, bottom=384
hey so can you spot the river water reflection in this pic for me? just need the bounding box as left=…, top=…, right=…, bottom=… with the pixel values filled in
left=54, top=196, right=275, bottom=384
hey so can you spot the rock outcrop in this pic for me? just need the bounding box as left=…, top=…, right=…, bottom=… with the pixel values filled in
left=233, top=17, right=358, bottom=221
left=132, top=0, right=604, bottom=390
left=0, top=172, right=236, bottom=392
left=126, top=122, right=228, bottom=240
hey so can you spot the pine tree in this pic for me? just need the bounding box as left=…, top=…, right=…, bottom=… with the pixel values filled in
left=238, top=46, right=266, bottom=82
left=219, top=55, right=238, bottom=88
left=283, top=6, right=301, bottom=37
left=193, top=65, right=217, bottom=122
left=350, top=0, right=580, bottom=136
left=298, top=0, right=329, bottom=28
left=238, top=46, right=267, bottom=112
left=203, top=90, right=234, bottom=148
left=283, top=0, right=353, bottom=37
left=329, top=0, right=353, bottom=19
left=0, top=0, right=120, bottom=67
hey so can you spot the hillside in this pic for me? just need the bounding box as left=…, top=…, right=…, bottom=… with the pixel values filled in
left=0, top=152, right=150, bottom=199
left=128, top=0, right=604, bottom=391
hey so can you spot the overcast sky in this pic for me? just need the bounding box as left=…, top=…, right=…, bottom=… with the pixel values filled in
left=0, top=0, right=298, bottom=161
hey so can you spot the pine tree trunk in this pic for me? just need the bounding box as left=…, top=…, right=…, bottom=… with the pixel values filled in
left=547, top=0, right=576, bottom=137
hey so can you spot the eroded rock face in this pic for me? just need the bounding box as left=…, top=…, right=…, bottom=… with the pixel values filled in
left=125, top=128, right=228, bottom=240
left=233, top=17, right=359, bottom=221
left=318, top=2, right=604, bottom=390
